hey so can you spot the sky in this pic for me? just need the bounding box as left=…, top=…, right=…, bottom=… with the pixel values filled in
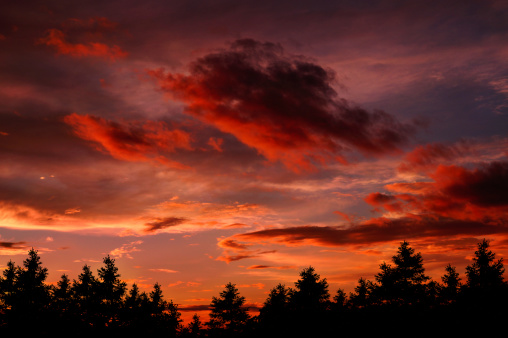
left=1, top=0, right=508, bottom=322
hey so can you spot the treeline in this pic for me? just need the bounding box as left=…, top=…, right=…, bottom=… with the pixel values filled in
left=0, top=240, right=507, bottom=337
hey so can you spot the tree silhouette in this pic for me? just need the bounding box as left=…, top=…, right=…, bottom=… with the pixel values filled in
left=96, top=255, right=127, bottom=328
left=0, top=241, right=505, bottom=336
left=0, top=260, right=19, bottom=311
left=55, top=274, right=72, bottom=299
left=16, top=248, right=50, bottom=313
left=124, top=283, right=142, bottom=309
left=349, top=277, right=374, bottom=309
left=291, top=266, right=330, bottom=311
left=122, top=283, right=149, bottom=330
left=72, top=264, right=100, bottom=328
left=465, top=239, right=505, bottom=289
left=0, top=249, right=51, bottom=333
left=97, top=255, right=127, bottom=305
left=288, top=267, right=331, bottom=336
left=165, top=299, right=183, bottom=337
left=181, top=313, right=202, bottom=337
left=189, top=314, right=202, bottom=336
left=207, top=282, right=249, bottom=336
left=373, top=241, right=430, bottom=306
left=51, top=273, right=76, bottom=332
left=53, top=273, right=73, bottom=312
left=260, top=283, right=290, bottom=317
left=332, top=288, right=348, bottom=310
left=72, top=265, right=98, bottom=304
left=258, top=283, right=290, bottom=334
left=439, top=264, right=461, bottom=304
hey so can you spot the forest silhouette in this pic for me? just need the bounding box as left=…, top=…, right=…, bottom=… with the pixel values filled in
left=0, top=239, right=506, bottom=337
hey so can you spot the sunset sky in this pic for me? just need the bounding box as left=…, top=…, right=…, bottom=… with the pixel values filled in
left=1, top=0, right=508, bottom=321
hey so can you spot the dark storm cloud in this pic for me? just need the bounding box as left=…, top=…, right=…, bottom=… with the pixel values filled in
left=247, top=265, right=296, bottom=269
left=144, top=217, right=188, bottom=233
left=379, top=161, right=508, bottom=218
left=0, top=241, right=26, bottom=249
left=151, top=39, right=417, bottom=171
left=433, top=161, right=508, bottom=207
left=216, top=254, right=258, bottom=263
left=233, top=217, right=508, bottom=248
left=178, top=304, right=211, bottom=312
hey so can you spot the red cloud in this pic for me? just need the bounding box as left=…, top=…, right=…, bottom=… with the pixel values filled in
left=64, top=113, right=192, bottom=168
left=208, top=137, right=224, bottom=152
left=38, top=17, right=127, bottom=61
left=334, top=211, right=352, bottom=222
left=398, top=141, right=469, bottom=173
left=431, top=161, right=508, bottom=207
left=150, top=39, right=416, bottom=172
left=367, top=161, right=508, bottom=223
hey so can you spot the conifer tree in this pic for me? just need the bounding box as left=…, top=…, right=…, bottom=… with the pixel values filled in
left=333, top=288, right=348, bottom=310
left=16, top=248, right=50, bottom=312
left=465, top=239, right=505, bottom=289
left=260, top=283, right=290, bottom=318
left=207, top=282, right=249, bottom=334
left=439, top=264, right=461, bottom=303
left=53, top=273, right=73, bottom=311
left=97, top=255, right=127, bottom=305
left=124, top=283, right=141, bottom=310
left=72, top=265, right=98, bottom=304
left=258, top=283, right=291, bottom=332
left=291, top=266, right=330, bottom=312
left=349, top=277, right=373, bottom=309
left=373, top=241, right=430, bottom=306
left=0, top=260, right=19, bottom=310
left=187, top=313, right=202, bottom=337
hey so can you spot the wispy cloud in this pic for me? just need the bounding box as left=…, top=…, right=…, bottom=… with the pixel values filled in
left=37, top=17, right=128, bottom=61
left=110, top=240, right=143, bottom=259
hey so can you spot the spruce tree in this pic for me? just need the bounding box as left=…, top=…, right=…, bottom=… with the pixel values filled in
left=465, top=239, right=504, bottom=289
left=207, top=282, right=249, bottom=334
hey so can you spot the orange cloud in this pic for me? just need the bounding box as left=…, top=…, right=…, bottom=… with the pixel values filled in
left=144, top=217, right=188, bottom=233
left=216, top=233, right=278, bottom=264
left=148, top=268, right=179, bottom=273
left=247, top=265, right=297, bottom=270
left=154, top=200, right=268, bottom=229
left=218, top=239, right=250, bottom=250
left=237, top=283, right=265, bottom=289
left=64, top=113, right=192, bottom=169
left=110, top=240, right=143, bottom=259
left=216, top=254, right=258, bottom=263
